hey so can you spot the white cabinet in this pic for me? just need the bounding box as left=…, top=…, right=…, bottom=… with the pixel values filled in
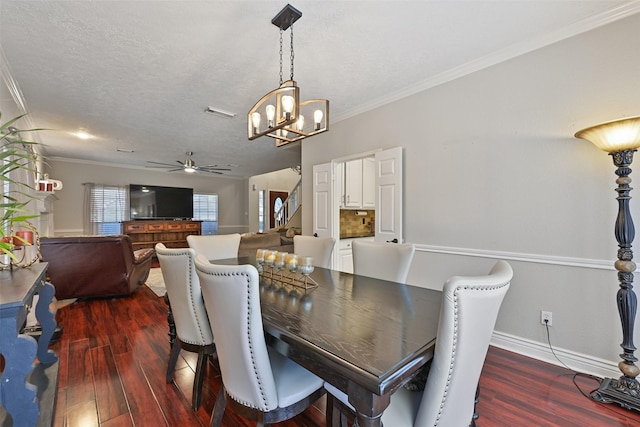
left=362, top=157, right=375, bottom=208
left=343, top=157, right=375, bottom=210
left=336, top=162, right=345, bottom=208
left=338, top=237, right=374, bottom=273
left=344, top=159, right=363, bottom=208
left=338, top=238, right=354, bottom=273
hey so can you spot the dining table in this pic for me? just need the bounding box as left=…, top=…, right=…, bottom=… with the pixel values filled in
left=206, top=256, right=443, bottom=427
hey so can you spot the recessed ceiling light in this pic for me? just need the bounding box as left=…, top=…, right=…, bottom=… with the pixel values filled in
left=73, top=129, right=94, bottom=140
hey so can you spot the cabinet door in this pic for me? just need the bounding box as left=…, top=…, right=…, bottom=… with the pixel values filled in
left=344, top=159, right=363, bottom=208
left=336, top=162, right=345, bottom=208
left=362, top=157, right=375, bottom=208
left=339, top=249, right=353, bottom=273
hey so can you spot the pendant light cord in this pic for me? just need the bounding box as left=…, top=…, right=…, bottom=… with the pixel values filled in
left=278, top=24, right=295, bottom=85
left=279, top=28, right=284, bottom=85
left=289, top=24, right=294, bottom=81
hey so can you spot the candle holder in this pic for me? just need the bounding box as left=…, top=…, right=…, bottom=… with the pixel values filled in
left=257, top=253, right=318, bottom=290
left=0, top=223, right=40, bottom=271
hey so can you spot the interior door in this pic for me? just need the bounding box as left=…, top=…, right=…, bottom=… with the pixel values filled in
left=375, top=147, right=403, bottom=243
left=269, top=190, right=288, bottom=229
left=312, top=163, right=332, bottom=239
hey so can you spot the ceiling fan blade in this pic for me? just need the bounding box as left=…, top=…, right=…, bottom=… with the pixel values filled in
left=197, top=166, right=232, bottom=172
left=147, top=161, right=179, bottom=167
left=196, top=169, right=223, bottom=175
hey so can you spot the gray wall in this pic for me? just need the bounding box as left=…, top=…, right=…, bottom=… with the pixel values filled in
left=46, top=158, right=249, bottom=235
left=301, top=14, right=640, bottom=373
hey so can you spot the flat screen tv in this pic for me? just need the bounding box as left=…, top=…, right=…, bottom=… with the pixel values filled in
left=129, top=184, right=193, bottom=220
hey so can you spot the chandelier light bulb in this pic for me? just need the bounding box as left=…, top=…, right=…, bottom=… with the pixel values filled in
left=251, top=112, right=261, bottom=134
left=266, top=104, right=276, bottom=128
left=281, top=95, right=295, bottom=120
left=314, top=110, right=324, bottom=130
left=297, top=115, right=305, bottom=132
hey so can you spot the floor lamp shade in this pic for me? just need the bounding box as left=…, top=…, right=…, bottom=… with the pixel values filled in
left=575, top=116, right=640, bottom=411
left=575, top=116, right=640, bottom=152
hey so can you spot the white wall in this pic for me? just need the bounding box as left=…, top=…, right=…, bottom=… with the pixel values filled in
left=46, top=158, right=248, bottom=235
left=302, top=14, right=640, bottom=373
left=247, top=168, right=300, bottom=233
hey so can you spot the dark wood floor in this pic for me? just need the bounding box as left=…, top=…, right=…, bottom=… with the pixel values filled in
left=47, top=276, right=640, bottom=427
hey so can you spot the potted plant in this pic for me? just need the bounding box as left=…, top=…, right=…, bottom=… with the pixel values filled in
left=1, top=112, right=42, bottom=269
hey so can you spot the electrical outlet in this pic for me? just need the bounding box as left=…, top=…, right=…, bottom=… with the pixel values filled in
left=541, top=310, right=552, bottom=326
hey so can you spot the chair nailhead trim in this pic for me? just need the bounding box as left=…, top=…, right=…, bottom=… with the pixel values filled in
left=433, top=279, right=510, bottom=426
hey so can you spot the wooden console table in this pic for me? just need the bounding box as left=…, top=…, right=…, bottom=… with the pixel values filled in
left=122, top=219, right=201, bottom=250
left=0, top=262, right=59, bottom=427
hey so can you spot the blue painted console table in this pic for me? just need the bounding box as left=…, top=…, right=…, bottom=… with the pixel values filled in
left=0, top=262, right=59, bottom=427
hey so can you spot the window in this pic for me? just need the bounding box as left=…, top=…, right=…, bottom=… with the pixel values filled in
left=193, top=193, right=218, bottom=235
left=87, top=184, right=128, bottom=235
left=86, top=186, right=219, bottom=236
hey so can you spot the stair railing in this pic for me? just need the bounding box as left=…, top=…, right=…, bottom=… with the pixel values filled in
left=274, top=178, right=301, bottom=229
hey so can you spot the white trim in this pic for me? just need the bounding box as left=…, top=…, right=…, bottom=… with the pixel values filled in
left=415, top=244, right=638, bottom=272
left=491, top=331, right=619, bottom=379
left=52, top=228, right=84, bottom=236
left=217, top=225, right=249, bottom=230
left=334, top=3, right=640, bottom=123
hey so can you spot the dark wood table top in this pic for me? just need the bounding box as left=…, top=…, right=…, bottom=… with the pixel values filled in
left=211, top=257, right=442, bottom=425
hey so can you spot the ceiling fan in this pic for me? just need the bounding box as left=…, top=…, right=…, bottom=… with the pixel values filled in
left=146, top=151, right=231, bottom=174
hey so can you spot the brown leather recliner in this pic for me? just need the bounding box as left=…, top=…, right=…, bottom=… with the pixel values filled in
left=39, top=235, right=154, bottom=299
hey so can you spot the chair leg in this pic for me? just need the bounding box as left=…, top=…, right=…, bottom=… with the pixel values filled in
left=325, top=394, right=346, bottom=427
left=166, top=340, right=181, bottom=383
left=191, top=347, right=208, bottom=410
left=469, top=383, right=480, bottom=426
left=326, top=393, right=335, bottom=427
left=210, top=385, right=227, bottom=427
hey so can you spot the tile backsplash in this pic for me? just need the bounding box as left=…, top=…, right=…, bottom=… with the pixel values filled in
left=340, top=209, right=375, bottom=237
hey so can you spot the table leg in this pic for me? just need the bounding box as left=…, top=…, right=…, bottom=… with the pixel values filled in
left=348, top=384, right=389, bottom=427
left=34, top=281, right=58, bottom=365
left=0, top=314, right=39, bottom=426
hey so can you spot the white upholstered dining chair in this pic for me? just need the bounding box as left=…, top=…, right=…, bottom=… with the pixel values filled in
left=293, top=235, right=336, bottom=269
left=325, top=260, right=513, bottom=427
left=155, top=243, right=215, bottom=410
left=194, top=255, right=325, bottom=427
left=186, top=233, right=241, bottom=261
left=352, top=240, right=415, bottom=282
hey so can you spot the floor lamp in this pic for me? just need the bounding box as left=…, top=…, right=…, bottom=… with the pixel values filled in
left=575, top=116, right=640, bottom=411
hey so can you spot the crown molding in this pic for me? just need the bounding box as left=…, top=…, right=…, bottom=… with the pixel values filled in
left=334, top=2, right=640, bottom=123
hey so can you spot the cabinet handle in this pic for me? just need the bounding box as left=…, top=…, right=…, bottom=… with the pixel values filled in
left=386, top=238, right=398, bottom=243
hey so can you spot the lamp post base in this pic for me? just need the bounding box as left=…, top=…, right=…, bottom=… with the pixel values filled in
left=592, top=377, right=640, bottom=412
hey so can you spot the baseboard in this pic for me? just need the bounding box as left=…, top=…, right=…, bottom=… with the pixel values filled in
left=491, top=331, right=620, bottom=379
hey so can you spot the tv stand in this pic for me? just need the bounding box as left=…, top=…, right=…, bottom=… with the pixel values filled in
left=122, top=219, right=201, bottom=250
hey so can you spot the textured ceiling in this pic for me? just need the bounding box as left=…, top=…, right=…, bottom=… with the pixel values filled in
left=1, top=1, right=637, bottom=177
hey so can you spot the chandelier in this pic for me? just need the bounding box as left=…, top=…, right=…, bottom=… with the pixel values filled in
left=248, top=4, right=329, bottom=147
